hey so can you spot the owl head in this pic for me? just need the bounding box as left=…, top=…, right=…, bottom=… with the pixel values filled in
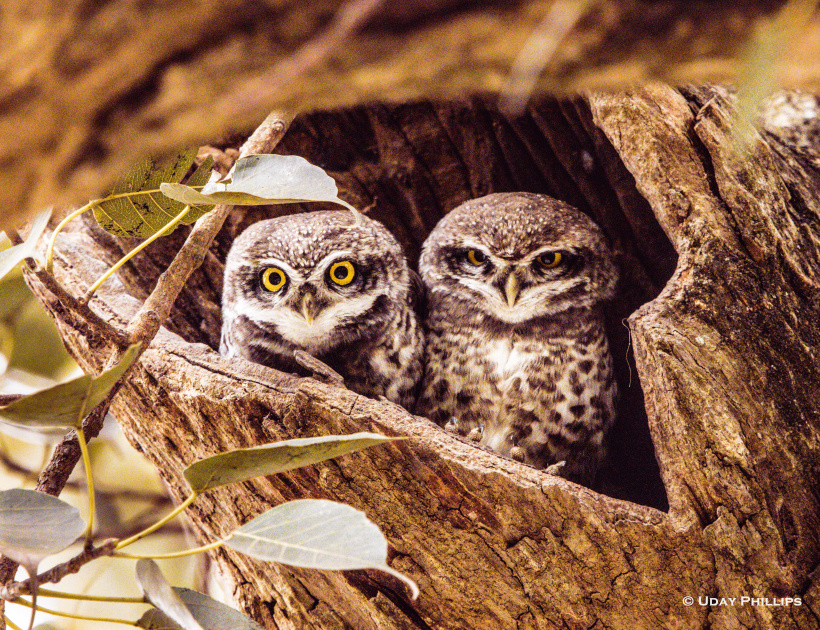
left=419, top=193, right=617, bottom=324
left=221, top=211, right=412, bottom=358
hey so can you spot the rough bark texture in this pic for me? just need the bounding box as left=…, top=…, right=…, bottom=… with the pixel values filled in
left=32, top=86, right=820, bottom=629
left=5, top=0, right=820, bottom=232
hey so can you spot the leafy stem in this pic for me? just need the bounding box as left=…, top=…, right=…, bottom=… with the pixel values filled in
left=4, top=616, right=24, bottom=630
left=45, top=186, right=208, bottom=273
left=114, top=492, right=198, bottom=551
left=75, top=425, right=95, bottom=545
left=36, top=587, right=145, bottom=604
left=114, top=537, right=230, bottom=560
left=84, top=205, right=194, bottom=301
left=46, top=201, right=96, bottom=273
left=10, top=598, right=137, bottom=626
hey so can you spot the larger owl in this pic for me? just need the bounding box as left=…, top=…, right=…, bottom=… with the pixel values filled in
left=221, top=211, right=424, bottom=408
left=416, top=193, right=618, bottom=482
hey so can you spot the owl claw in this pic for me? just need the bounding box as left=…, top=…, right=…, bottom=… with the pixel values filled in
left=444, top=417, right=460, bottom=434
left=545, top=460, right=567, bottom=476
left=467, top=424, right=484, bottom=442
left=293, top=350, right=345, bottom=385
left=510, top=446, right=526, bottom=462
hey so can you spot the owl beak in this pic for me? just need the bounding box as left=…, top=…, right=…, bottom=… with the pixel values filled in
left=300, top=293, right=320, bottom=325
left=504, top=271, right=520, bottom=308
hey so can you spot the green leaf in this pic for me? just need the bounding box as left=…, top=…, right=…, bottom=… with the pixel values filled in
left=136, top=609, right=183, bottom=630
left=226, top=499, right=419, bottom=600
left=184, top=433, right=397, bottom=493
left=93, top=150, right=215, bottom=239
left=0, top=207, right=51, bottom=280
left=160, top=154, right=357, bottom=211
left=0, top=343, right=140, bottom=429
left=0, top=488, right=85, bottom=571
left=135, top=559, right=204, bottom=630
left=174, top=588, right=264, bottom=630
left=137, top=586, right=265, bottom=630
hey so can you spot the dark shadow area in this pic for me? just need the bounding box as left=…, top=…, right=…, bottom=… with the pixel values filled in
left=80, top=97, right=676, bottom=510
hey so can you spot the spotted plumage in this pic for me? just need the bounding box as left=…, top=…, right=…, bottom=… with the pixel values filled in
left=220, top=211, right=424, bottom=408
left=416, top=193, right=618, bottom=482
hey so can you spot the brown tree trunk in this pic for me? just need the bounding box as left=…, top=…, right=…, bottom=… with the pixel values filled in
left=32, top=85, right=820, bottom=629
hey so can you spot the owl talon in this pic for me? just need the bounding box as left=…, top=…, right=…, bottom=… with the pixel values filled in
left=293, top=350, right=345, bottom=385
left=510, top=446, right=526, bottom=462
left=545, top=460, right=567, bottom=476
left=467, top=424, right=484, bottom=442
left=444, top=417, right=460, bottom=434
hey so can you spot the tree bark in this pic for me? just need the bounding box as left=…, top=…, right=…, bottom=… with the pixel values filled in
left=32, top=86, right=820, bottom=629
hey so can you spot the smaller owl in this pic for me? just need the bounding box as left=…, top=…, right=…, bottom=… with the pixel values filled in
left=221, top=211, right=424, bottom=408
left=416, top=193, right=618, bottom=482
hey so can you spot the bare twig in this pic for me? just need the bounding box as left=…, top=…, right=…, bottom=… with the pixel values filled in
left=216, top=0, right=385, bottom=117
left=498, top=0, right=596, bottom=115
left=125, top=112, right=289, bottom=343
left=0, top=540, right=118, bottom=601
left=5, top=230, right=24, bottom=247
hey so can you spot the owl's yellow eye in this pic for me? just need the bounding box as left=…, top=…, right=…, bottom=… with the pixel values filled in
left=261, top=267, right=287, bottom=291
left=328, top=260, right=356, bottom=286
left=466, top=249, right=487, bottom=266
left=536, top=252, right=563, bottom=268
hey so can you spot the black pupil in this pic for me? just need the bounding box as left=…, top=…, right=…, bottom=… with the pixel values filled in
left=541, top=253, right=555, bottom=264
left=472, top=251, right=486, bottom=262
left=334, top=266, right=349, bottom=280
left=265, top=269, right=284, bottom=286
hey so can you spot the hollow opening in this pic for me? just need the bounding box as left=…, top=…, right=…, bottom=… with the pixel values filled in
left=84, top=96, right=676, bottom=510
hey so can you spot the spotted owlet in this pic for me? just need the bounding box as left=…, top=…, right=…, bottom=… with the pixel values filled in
left=220, top=211, right=424, bottom=408
left=415, top=193, right=618, bottom=482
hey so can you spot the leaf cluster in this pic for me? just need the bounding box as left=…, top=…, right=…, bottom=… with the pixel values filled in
left=0, top=149, right=416, bottom=630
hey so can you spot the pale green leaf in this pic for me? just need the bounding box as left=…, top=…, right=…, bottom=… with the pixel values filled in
left=0, top=207, right=51, bottom=280
left=226, top=499, right=419, bottom=600
left=0, top=343, right=140, bottom=429
left=173, top=588, right=263, bottom=630
left=93, top=150, right=215, bottom=239
left=160, top=154, right=358, bottom=211
left=184, top=433, right=396, bottom=493
left=136, top=609, right=182, bottom=630
left=0, top=488, right=85, bottom=571
left=136, top=589, right=265, bottom=630
left=135, top=559, right=204, bottom=630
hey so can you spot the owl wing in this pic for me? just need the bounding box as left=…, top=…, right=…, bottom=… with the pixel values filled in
left=408, top=268, right=427, bottom=320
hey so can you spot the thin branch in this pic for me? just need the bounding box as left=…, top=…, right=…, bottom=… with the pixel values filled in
left=125, top=112, right=289, bottom=344
left=5, top=230, right=24, bottom=247
left=1, top=540, right=118, bottom=600
left=499, top=0, right=596, bottom=115
left=35, top=112, right=289, bottom=499
left=35, top=405, right=110, bottom=496
left=215, top=0, right=385, bottom=117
